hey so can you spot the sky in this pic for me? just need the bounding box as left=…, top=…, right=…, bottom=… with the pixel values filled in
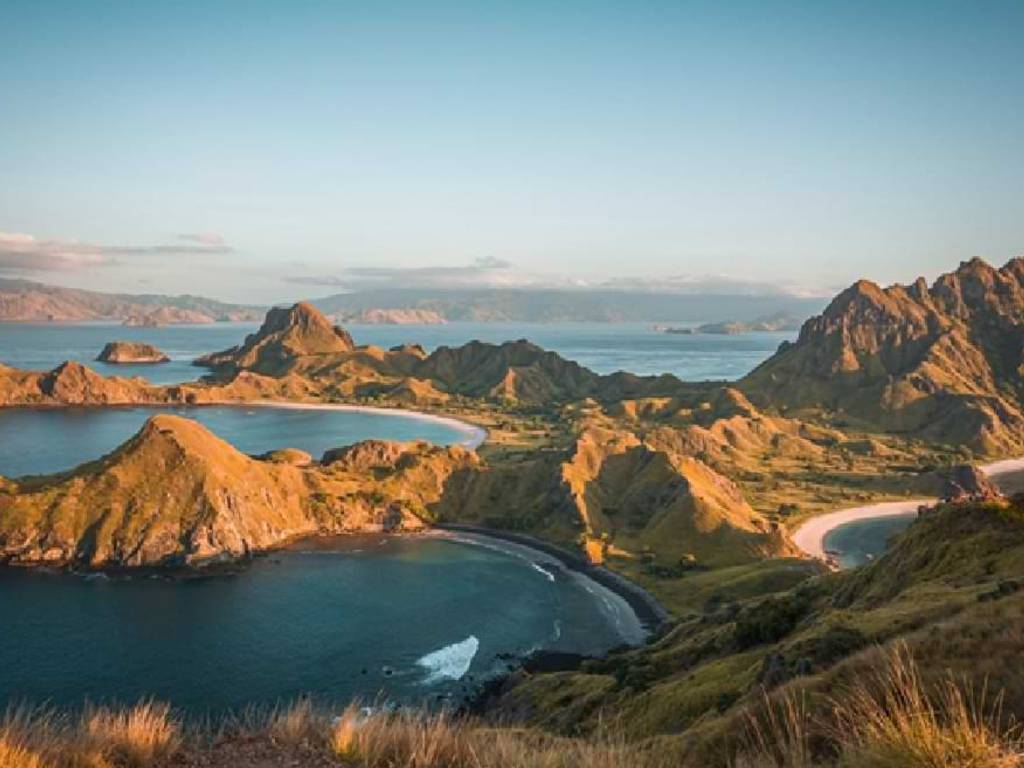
left=1, top=0, right=1022, bottom=304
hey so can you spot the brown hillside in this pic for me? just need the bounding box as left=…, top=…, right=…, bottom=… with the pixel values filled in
left=0, top=415, right=476, bottom=568
left=196, top=302, right=693, bottom=406
left=196, top=302, right=356, bottom=375
left=742, top=257, right=1024, bottom=453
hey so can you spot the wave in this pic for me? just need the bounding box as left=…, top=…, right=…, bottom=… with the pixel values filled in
left=531, top=562, right=556, bottom=582
left=416, top=635, right=480, bottom=684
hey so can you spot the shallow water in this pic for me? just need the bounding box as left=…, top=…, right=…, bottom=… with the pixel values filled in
left=822, top=513, right=917, bottom=568
left=0, top=536, right=629, bottom=714
left=0, top=321, right=794, bottom=384
left=0, top=404, right=476, bottom=478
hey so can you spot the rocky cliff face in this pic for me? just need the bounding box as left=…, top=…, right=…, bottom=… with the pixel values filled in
left=0, top=361, right=166, bottom=406
left=0, top=415, right=476, bottom=568
left=742, top=258, right=1024, bottom=453
left=97, top=341, right=170, bottom=364
left=196, top=302, right=356, bottom=375
left=195, top=302, right=691, bottom=406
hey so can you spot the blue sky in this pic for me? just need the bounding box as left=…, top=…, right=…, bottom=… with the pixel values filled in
left=1, top=0, right=1022, bottom=303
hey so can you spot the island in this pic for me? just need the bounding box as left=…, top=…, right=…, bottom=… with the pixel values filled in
left=96, top=341, right=170, bottom=364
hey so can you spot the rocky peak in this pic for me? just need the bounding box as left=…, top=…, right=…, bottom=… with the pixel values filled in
left=195, top=302, right=355, bottom=374
left=258, top=302, right=355, bottom=351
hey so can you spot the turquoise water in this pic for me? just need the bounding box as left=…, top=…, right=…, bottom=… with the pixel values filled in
left=0, top=405, right=476, bottom=478
left=0, top=535, right=630, bottom=714
left=0, top=321, right=794, bottom=384
left=823, top=513, right=917, bottom=568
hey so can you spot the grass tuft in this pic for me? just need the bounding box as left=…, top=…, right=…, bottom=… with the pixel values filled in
left=82, top=701, right=180, bottom=768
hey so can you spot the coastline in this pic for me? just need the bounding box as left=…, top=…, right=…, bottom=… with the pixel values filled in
left=793, top=455, right=1024, bottom=564
left=235, top=400, right=488, bottom=450
left=435, top=523, right=671, bottom=638
left=792, top=499, right=930, bottom=561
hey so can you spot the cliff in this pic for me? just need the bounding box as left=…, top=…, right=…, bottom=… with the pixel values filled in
left=0, top=415, right=477, bottom=568
left=742, top=257, right=1024, bottom=453
left=195, top=302, right=693, bottom=406
left=0, top=361, right=164, bottom=406
left=97, top=341, right=170, bottom=364
left=195, top=302, right=356, bottom=375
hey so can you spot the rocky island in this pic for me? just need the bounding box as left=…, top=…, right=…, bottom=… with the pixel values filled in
left=97, top=341, right=170, bottom=364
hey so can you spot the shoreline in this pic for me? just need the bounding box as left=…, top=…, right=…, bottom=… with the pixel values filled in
left=793, top=455, right=1024, bottom=564
left=235, top=400, right=488, bottom=450
left=0, top=399, right=489, bottom=451
left=435, top=523, right=671, bottom=637
left=792, top=499, right=930, bottom=561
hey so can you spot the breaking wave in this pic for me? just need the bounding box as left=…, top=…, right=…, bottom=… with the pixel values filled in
left=416, top=635, right=480, bottom=684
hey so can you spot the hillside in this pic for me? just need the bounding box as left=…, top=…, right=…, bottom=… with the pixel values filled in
left=0, top=278, right=264, bottom=323
left=196, top=302, right=697, bottom=405
left=483, top=497, right=1024, bottom=762
left=742, top=257, right=1024, bottom=454
left=0, top=415, right=476, bottom=568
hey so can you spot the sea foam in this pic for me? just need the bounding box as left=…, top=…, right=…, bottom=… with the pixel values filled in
left=416, top=635, right=480, bottom=684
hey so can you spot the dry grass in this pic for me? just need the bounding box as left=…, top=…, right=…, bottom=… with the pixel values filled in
left=82, top=701, right=180, bottom=768
left=830, top=646, right=1022, bottom=768
left=0, top=701, right=180, bottom=768
left=3, top=648, right=1022, bottom=768
left=735, top=644, right=1024, bottom=768
left=0, top=734, right=48, bottom=768
left=326, top=708, right=674, bottom=767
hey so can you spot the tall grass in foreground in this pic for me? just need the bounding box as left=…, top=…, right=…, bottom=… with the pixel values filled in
left=736, top=644, right=1024, bottom=768
left=1, top=645, right=1022, bottom=767
left=0, top=701, right=180, bottom=768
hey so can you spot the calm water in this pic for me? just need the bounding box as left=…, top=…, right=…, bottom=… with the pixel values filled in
left=823, top=514, right=917, bottom=569
left=0, top=405, right=477, bottom=478
left=0, top=536, right=632, bottom=713
left=0, top=321, right=794, bottom=384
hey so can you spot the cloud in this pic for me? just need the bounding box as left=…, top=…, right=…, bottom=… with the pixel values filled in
left=176, top=233, right=227, bottom=247
left=284, top=257, right=828, bottom=298
left=0, top=230, right=232, bottom=272
left=285, top=256, right=516, bottom=290
left=596, top=273, right=832, bottom=298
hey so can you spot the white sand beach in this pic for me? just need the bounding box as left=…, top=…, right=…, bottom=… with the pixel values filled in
left=792, top=499, right=932, bottom=559
left=238, top=400, right=488, bottom=449
left=792, top=456, right=1024, bottom=562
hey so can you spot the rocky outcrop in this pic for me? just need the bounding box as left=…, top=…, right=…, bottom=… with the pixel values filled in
left=742, top=258, right=1024, bottom=453
left=0, top=361, right=165, bottom=406
left=195, top=302, right=355, bottom=375
left=940, top=464, right=1003, bottom=503
left=0, top=415, right=477, bottom=568
left=194, top=302, right=692, bottom=406
left=97, top=341, right=170, bottom=364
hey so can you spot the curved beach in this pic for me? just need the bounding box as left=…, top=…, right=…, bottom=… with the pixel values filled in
left=792, top=499, right=931, bottom=560
left=435, top=523, right=670, bottom=644
left=794, top=456, right=1024, bottom=562
left=237, top=400, right=488, bottom=449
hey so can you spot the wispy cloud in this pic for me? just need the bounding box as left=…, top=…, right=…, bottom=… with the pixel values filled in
left=284, top=256, right=830, bottom=297
left=286, top=257, right=517, bottom=290
left=0, top=230, right=233, bottom=272
left=175, top=233, right=227, bottom=247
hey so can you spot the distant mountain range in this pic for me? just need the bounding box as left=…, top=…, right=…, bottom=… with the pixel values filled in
left=311, top=286, right=826, bottom=323
left=0, top=278, right=264, bottom=324
left=0, top=278, right=825, bottom=325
